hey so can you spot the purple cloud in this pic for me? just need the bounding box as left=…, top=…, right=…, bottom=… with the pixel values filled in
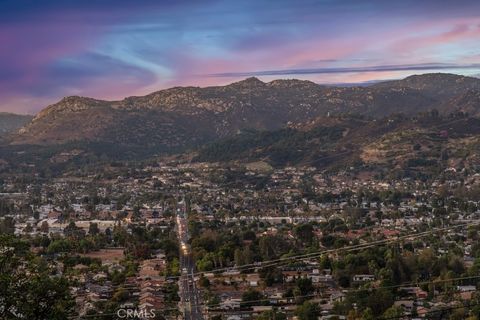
left=1, top=0, right=480, bottom=114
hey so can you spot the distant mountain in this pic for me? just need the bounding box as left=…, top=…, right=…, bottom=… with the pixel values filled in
left=10, top=73, right=480, bottom=155
left=0, top=113, right=33, bottom=135
left=373, top=73, right=480, bottom=99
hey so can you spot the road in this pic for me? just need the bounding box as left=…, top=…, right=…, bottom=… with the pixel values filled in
left=176, top=202, right=204, bottom=320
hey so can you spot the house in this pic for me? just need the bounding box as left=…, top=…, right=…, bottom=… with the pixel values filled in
left=138, top=258, right=165, bottom=279
left=400, top=286, right=428, bottom=299
left=330, top=291, right=345, bottom=303
left=394, top=300, right=414, bottom=313
left=246, top=274, right=260, bottom=287
left=48, top=209, right=62, bottom=219
left=220, top=298, right=241, bottom=310
left=457, top=285, right=476, bottom=292
left=267, top=292, right=288, bottom=305
left=98, top=210, right=111, bottom=220
left=252, top=306, right=272, bottom=313
left=416, top=288, right=428, bottom=299
left=282, top=271, right=308, bottom=283
left=93, top=272, right=108, bottom=281
left=353, top=274, right=375, bottom=282
left=457, top=285, right=476, bottom=300
left=309, top=272, right=333, bottom=284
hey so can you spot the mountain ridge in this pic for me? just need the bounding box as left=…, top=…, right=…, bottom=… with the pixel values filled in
left=10, top=73, right=480, bottom=153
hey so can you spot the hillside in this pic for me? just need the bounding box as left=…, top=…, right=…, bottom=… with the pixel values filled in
left=373, top=73, right=480, bottom=98
left=0, top=113, right=33, bottom=135
left=194, top=113, right=480, bottom=177
left=10, top=73, right=480, bottom=150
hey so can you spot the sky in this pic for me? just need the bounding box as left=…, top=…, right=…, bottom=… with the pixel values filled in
left=1, top=0, right=480, bottom=114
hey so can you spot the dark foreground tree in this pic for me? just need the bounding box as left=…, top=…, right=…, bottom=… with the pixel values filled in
left=0, top=235, right=74, bottom=319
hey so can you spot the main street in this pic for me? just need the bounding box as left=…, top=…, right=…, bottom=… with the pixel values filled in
left=176, top=200, right=204, bottom=320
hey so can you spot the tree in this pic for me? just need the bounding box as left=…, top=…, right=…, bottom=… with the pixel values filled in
left=383, top=305, right=404, bottom=318
left=198, top=275, right=210, bottom=288
left=295, top=301, right=320, bottom=320
left=347, top=309, right=362, bottom=320
left=319, top=254, right=332, bottom=269
left=113, top=225, right=129, bottom=246
left=234, top=247, right=253, bottom=267
left=365, top=289, right=394, bottom=316
left=257, top=310, right=287, bottom=320
left=196, top=253, right=214, bottom=271
left=449, top=307, right=467, bottom=320
left=47, top=239, right=72, bottom=254
left=111, top=288, right=129, bottom=302
left=234, top=248, right=244, bottom=266
left=243, top=246, right=253, bottom=264
left=0, top=217, right=15, bottom=234
left=259, top=235, right=290, bottom=261
left=295, top=223, right=315, bottom=244
left=241, top=289, right=263, bottom=307
left=64, top=221, right=85, bottom=239
left=23, top=223, right=33, bottom=233
left=40, top=221, right=49, bottom=233
left=88, top=222, right=99, bottom=235
left=0, top=235, right=74, bottom=319
left=361, top=308, right=374, bottom=320
left=260, top=266, right=283, bottom=286
left=295, top=278, right=314, bottom=302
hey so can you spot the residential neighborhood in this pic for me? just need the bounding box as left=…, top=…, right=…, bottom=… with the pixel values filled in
left=2, top=159, right=480, bottom=319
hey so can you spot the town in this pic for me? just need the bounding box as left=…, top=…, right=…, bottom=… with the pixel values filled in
left=2, top=0, right=480, bottom=319
left=2, top=159, right=480, bottom=320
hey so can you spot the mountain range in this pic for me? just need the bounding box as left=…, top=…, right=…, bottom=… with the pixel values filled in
left=1, top=73, right=480, bottom=173
left=9, top=73, right=480, bottom=148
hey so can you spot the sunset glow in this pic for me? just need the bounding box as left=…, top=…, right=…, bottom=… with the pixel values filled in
left=1, top=0, right=480, bottom=113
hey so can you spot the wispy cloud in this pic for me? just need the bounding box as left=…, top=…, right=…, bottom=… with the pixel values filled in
left=206, top=63, right=480, bottom=77
left=2, top=0, right=480, bottom=113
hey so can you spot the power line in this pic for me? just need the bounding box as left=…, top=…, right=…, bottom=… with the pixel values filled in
left=66, top=222, right=480, bottom=318
left=188, top=221, right=477, bottom=277
left=66, top=220, right=478, bottom=289
left=177, top=275, right=480, bottom=312
left=68, top=281, right=480, bottom=319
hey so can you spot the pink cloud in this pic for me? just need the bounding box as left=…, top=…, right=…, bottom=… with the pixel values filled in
left=390, top=23, right=480, bottom=55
